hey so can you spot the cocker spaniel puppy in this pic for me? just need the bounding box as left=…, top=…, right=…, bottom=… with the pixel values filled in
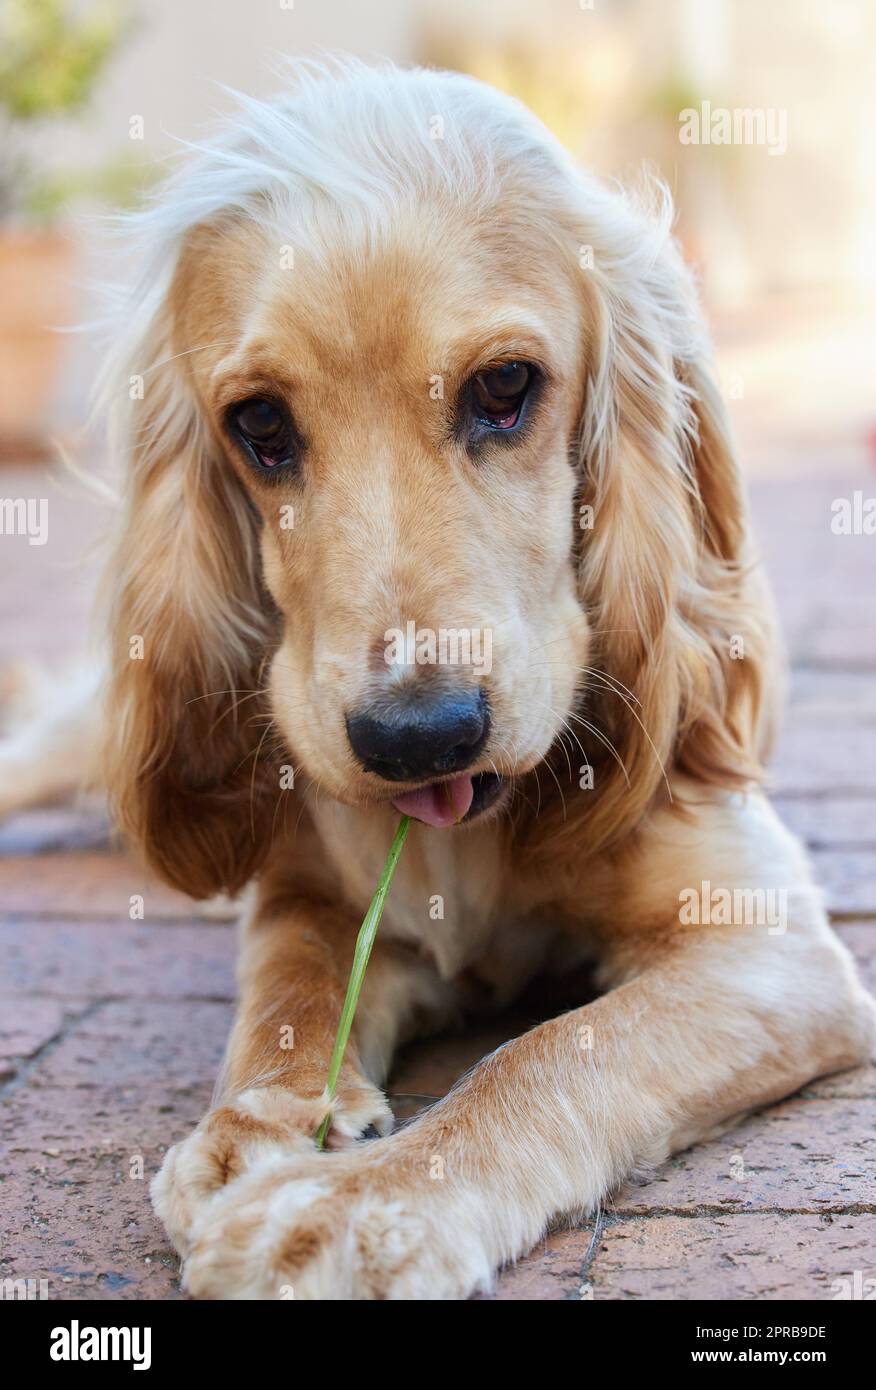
left=95, top=60, right=872, bottom=1298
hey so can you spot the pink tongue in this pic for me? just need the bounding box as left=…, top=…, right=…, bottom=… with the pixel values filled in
left=392, top=775, right=474, bottom=828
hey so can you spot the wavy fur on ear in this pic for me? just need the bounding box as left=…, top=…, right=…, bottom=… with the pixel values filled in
left=102, top=293, right=278, bottom=898
left=531, top=173, right=776, bottom=857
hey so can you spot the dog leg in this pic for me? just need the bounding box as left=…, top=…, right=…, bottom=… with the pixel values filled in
left=151, top=885, right=455, bottom=1258
left=181, top=796, right=875, bottom=1299
left=0, top=660, right=103, bottom=818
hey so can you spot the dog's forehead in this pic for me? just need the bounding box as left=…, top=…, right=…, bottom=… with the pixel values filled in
left=272, top=245, right=553, bottom=370
left=183, top=200, right=580, bottom=390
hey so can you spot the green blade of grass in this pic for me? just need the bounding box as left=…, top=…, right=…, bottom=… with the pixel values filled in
left=314, top=814, right=411, bottom=1150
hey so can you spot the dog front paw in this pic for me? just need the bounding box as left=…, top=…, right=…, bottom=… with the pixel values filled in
left=152, top=1080, right=392, bottom=1257
left=182, top=1148, right=493, bottom=1300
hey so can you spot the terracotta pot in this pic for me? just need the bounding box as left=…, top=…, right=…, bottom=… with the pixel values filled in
left=0, top=231, right=77, bottom=459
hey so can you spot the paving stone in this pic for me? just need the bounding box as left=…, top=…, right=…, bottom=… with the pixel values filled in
left=813, top=850, right=876, bottom=916
left=0, top=1153, right=183, bottom=1300
left=0, top=852, right=237, bottom=920
left=835, top=922, right=876, bottom=987
left=786, top=669, right=876, bottom=724
left=0, top=807, right=111, bottom=856
left=1, top=983, right=230, bottom=1231
left=585, top=1212, right=876, bottom=1301
left=800, top=605, right=876, bottom=667
left=794, top=925, right=876, bottom=1098
left=489, top=1209, right=876, bottom=1301
left=752, top=476, right=876, bottom=665
left=484, top=1226, right=589, bottom=1300
left=0, top=919, right=236, bottom=999
left=770, top=726, right=876, bottom=797
left=775, top=797, right=876, bottom=849
left=1, top=1071, right=218, bottom=1161
left=0, top=1001, right=232, bottom=1301
left=0, top=996, right=88, bottom=1080
left=614, top=1097, right=876, bottom=1214
left=17, top=998, right=233, bottom=1092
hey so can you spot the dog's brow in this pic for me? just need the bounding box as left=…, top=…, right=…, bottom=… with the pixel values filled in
left=447, top=315, right=553, bottom=370
left=206, top=358, right=296, bottom=407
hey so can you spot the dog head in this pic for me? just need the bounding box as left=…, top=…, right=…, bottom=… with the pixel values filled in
left=104, top=61, right=771, bottom=896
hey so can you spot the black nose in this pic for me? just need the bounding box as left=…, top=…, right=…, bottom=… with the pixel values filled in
left=346, top=687, right=489, bottom=782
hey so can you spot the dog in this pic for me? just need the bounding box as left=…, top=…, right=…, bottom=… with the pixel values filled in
left=24, top=59, right=876, bottom=1298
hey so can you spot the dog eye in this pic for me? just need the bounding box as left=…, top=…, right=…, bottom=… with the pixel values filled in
left=471, top=362, right=532, bottom=430
left=235, top=398, right=284, bottom=442
left=228, top=397, right=296, bottom=471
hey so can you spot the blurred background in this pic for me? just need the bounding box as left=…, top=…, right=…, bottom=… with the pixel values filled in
left=0, top=0, right=874, bottom=658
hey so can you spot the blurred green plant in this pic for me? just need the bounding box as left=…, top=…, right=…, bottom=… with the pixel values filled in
left=0, top=0, right=125, bottom=119
left=0, top=0, right=137, bottom=225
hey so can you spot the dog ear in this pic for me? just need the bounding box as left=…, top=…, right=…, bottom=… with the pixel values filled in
left=102, top=296, right=278, bottom=899
left=672, top=352, right=778, bottom=786
left=566, top=184, right=775, bottom=852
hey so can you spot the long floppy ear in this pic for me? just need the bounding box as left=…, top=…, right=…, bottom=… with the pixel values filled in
left=562, top=180, right=776, bottom=853
left=672, top=351, right=779, bottom=785
left=102, top=292, right=278, bottom=899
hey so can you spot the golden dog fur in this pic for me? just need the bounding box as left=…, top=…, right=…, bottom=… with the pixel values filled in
left=71, top=60, right=876, bottom=1296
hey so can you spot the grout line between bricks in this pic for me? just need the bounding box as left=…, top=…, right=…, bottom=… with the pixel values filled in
left=3, top=911, right=875, bottom=929
left=567, top=1207, right=610, bottom=1299
left=807, top=841, right=876, bottom=851
left=0, top=996, right=107, bottom=1101
left=560, top=1202, right=876, bottom=1298
left=0, top=991, right=236, bottom=1007
left=0, top=913, right=237, bottom=927
left=606, top=1202, right=876, bottom=1217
